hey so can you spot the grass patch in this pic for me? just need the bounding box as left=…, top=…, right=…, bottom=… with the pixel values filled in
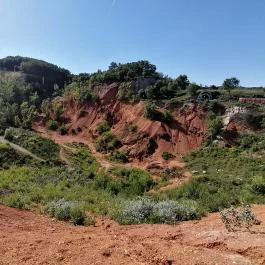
left=162, top=145, right=265, bottom=213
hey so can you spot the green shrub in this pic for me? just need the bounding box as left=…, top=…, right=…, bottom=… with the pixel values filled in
left=220, top=205, right=260, bottom=232
left=208, top=116, right=223, bottom=139
left=251, top=176, right=265, bottom=195
left=110, top=167, right=155, bottom=196
left=114, top=197, right=201, bottom=224
left=58, top=124, right=68, bottom=135
left=109, top=151, right=128, bottom=163
left=42, top=199, right=91, bottom=225
left=161, top=151, right=174, bottom=161
left=64, top=143, right=98, bottom=172
left=96, top=121, right=110, bottom=135
left=46, top=120, right=59, bottom=131
left=96, top=132, right=121, bottom=153
left=2, top=193, right=29, bottom=209
left=144, top=103, right=172, bottom=123
left=239, top=133, right=265, bottom=152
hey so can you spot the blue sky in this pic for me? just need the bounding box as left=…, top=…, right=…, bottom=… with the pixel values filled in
left=0, top=0, right=265, bottom=86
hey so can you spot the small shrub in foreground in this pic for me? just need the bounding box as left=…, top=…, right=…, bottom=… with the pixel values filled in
left=152, top=200, right=200, bottom=224
left=114, top=197, right=154, bottom=224
left=42, top=199, right=94, bottom=226
left=114, top=197, right=201, bottom=224
left=220, top=205, right=261, bottom=232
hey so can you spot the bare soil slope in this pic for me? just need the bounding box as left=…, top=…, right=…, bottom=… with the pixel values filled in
left=1, top=205, right=265, bottom=265
left=36, top=84, right=207, bottom=166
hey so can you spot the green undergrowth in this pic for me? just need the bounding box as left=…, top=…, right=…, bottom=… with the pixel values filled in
left=2, top=126, right=265, bottom=225
left=64, top=142, right=99, bottom=172
left=159, top=144, right=265, bottom=213
left=4, top=127, right=60, bottom=160
left=0, top=142, right=35, bottom=169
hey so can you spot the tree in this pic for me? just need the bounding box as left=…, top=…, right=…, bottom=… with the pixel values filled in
left=223, top=77, right=240, bottom=94
left=18, top=102, right=36, bottom=129
left=176, top=75, right=190, bottom=90
left=108, top=62, right=118, bottom=70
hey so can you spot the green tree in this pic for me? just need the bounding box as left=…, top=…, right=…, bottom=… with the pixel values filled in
left=176, top=75, right=190, bottom=90
left=223, top=77, right=240, bottom=94
left=19, top=102, right=36, bottom=129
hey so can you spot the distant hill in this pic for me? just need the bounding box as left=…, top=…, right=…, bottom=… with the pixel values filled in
left=0, top=56, right=71, bottom=99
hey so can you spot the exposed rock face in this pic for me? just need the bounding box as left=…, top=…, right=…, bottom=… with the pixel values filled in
left=40, top=83, right=208, bottom=162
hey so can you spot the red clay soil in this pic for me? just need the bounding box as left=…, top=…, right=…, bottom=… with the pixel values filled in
left=1, top=205, right=265, bottom=265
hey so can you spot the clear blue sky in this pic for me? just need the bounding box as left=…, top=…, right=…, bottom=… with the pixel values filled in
left=1, top=0, right=265, bottom=86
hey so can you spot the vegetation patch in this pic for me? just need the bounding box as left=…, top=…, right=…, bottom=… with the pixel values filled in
left=220, top=205, right=261, bottom=232
left=162, top=145, right=265, bottom=213
left=4, top=127, right=60, bottom=160
left=96, top=132, right=121, bottom=153
left=109, top=151, right=128, bottom=163
left=0, top=142, right=34, bottom=168
left=96, top=121, right=111, bottom=135
left=161, top=151, right=175, bottom=161
left=114, top=197, right=201, bottom=224
left=42, top=199, right=94, bottom=225
left=144, top=102, right=172, bottom=123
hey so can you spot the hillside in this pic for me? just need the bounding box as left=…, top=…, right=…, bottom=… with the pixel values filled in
left=1, top=56, right=265, bottom=264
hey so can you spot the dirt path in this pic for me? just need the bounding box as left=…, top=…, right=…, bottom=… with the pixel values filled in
left=0, top=136, right=45, bottom=162
left=1, top=205, right=265, bottom=265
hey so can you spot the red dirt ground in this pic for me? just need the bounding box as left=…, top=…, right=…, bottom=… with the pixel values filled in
left=1, top=205, right=265, bottom=265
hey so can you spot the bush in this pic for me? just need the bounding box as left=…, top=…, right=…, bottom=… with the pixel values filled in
left=220, top=205, right=260, bottom=232
left=109, top=151, right=128, bottom=163
left=42, top=199, right=92, bottom=225
left=96, top=132, right=121, bottom=153
left=205, top=100, right=226, bottom=115
left=161, top=151, right=174, bottom=161
left=114, top=197, right=201, bottom=224
left=152, top=200, right=200, bottom=224
left=58, top=124, right=68, bottom=135
left=46, top=120, right=59, bottom=131
left=144, top=103, right=172, bottom=123
left=96, top=121, right=110, bottom=135
left=110, top=167, right=155, bottom=196
left=114, top=197, right=154, bottom=224
left=251, top=176, right=265, bottom=195
left=208, top=116, right=223, bottom=139
left=0, top=142, right=34, bottom=168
